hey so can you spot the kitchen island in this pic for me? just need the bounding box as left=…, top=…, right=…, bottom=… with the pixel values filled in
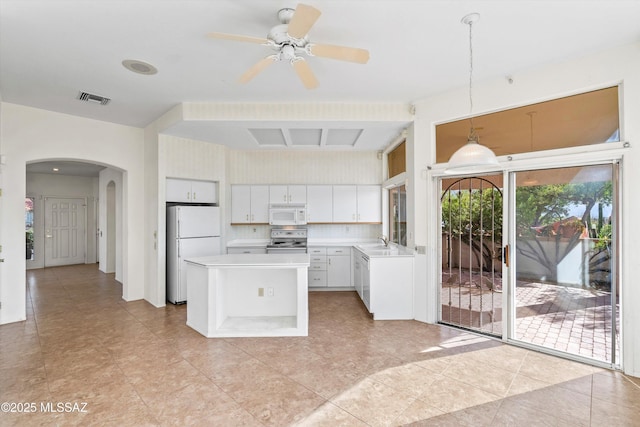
left=185, top=253, right=310, bottom=337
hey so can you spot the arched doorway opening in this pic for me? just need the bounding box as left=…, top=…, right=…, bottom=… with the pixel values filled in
left=105, top=180, right=116, bottom=273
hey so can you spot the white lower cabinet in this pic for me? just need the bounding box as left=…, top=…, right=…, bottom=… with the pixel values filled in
left=327, top=247, right=351, bottom=288
left=308, top=247, right=327, bottom=288
left=308, top=247, right=351, bottom=288
left=353, top=248, right=414, bottom=320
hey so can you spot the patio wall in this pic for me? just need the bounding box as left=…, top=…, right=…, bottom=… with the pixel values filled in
left=516, top=237, right=608, bottom=287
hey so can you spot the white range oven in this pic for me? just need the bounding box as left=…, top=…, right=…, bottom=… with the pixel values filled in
left=266, top=227, right=308, bottom=254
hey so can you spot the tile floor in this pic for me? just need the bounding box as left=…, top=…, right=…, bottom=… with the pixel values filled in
left=1, top=264, right=639, bottom=426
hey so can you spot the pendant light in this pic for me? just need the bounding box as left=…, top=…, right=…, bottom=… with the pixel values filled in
left=445, top=13, right=500, bottom=174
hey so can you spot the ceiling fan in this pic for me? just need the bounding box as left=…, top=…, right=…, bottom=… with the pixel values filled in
left=208, top=3, right=370, bottom=89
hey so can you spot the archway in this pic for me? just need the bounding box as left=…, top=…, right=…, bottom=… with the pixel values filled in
left=106, top=180, right=116, bottom=273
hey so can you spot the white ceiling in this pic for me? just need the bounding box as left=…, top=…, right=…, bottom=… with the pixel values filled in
left=2, top=0, right=640, bottom=152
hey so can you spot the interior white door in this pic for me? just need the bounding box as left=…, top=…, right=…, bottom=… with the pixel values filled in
left=44, top=197, right=86, bottom=267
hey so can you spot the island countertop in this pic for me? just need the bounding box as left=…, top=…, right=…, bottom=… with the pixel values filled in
left=185, top=253, right=310, bottom=268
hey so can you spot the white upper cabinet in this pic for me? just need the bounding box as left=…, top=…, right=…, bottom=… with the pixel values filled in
left=269, top=185, right=307, bottom=204
left=231, top=185, right=269, bottom=224
left=306, top=185, right=333, bottom=223
left=332, top=185, right=358, bottom=223
left=251, top=186, right=270, bottom=223
left=230, top=184, right=380, bottom=225
left=356, top=185, right=382, bottom=223
left=331, top=185, right=381, bottom=223
left=166, top=178, right=217, bottom=204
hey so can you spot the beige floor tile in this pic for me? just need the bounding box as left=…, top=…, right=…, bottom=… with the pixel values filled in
left=292, top=402, right=370, bottom=426
left=518, top=351, right=597, bottom=384
left=440, top=356, right=517, bottom=397
left=590, top=395, right=640, bottom=426
left=591, top=370, right=640, bottom=409
left=492, top=397, right=567, bottom=426
left=331, top=377, right=417, bottom=427
left=391, top=398, right=446, bottom=425
left=415, top=374, right=503, bottom=414
left=1, top=265, right=636, bottom=426
left=367, top=362, right=439, bottom=398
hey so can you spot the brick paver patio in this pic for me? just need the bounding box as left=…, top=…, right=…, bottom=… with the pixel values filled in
left=441, top=271, right=619, bottom=363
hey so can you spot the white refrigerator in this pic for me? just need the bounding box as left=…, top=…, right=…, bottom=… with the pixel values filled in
left=166, top=205, right=221, bottom=304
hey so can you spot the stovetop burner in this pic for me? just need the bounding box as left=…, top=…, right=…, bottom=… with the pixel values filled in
left=267, top=227, right=308, bottom=252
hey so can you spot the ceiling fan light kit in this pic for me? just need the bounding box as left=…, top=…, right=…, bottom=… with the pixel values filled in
left=208, top=3, right=369, bottom=89
left=445, top=12, right=501, bottom=174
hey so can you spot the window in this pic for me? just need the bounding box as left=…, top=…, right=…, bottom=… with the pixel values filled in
left=389, top=185, right=406, bottom=246
left=435, top=86, right=620, bottom=163
left=387, top=141, right=406, bottom=178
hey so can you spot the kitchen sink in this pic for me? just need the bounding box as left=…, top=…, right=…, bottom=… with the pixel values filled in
left=365, top=249, right=399, bottom=255
left=356, top=244, right=399, bottom=255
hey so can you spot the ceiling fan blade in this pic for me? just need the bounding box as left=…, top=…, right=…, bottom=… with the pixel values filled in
left=292, top=59, right=319, bottom=89
left=309, top=43, right=370, bottom=64
left=208, top=32, right=268, bottom=45
left=287, top=4, right=321, bottom=39
left=239, top=56, right=277, bottom=83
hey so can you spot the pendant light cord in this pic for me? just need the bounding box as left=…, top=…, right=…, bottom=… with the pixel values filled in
left=468, top=18, right=477, bottom=142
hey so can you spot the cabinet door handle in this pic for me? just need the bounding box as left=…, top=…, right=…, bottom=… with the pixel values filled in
left=329, top=258, right=331, bottom=265
left=187, top=192, right=191, bottom=200
left=193, top=192, right=196, bottom=200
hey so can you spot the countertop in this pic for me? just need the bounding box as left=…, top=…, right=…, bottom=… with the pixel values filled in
left=225, top=238, right=415, bottom=257
left=352, top=244, right=415, bottom=257
left=185, top=253, right=310, bottom=267
left=225, top=239, right=270, bottom=248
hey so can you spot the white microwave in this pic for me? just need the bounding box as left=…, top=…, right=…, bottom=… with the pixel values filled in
left=269, top=204, right=307, bottom=225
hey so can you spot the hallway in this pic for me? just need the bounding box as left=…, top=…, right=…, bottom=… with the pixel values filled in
left=1, top=264, right=639, bottom=426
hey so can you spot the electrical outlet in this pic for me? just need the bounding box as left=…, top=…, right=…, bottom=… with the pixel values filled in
left=258, top=287, right=264, bottom=297
left=267, top=287, right=274, bottom=297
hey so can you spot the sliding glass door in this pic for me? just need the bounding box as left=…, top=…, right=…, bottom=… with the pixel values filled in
left=510, top=164, right=619, bottom=364
left=439, top=163, right=620, bottom=366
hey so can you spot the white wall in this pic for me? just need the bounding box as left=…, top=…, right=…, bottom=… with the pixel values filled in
left=411, top=42, right=640, bottom=376
left=0, top=104, right=146, bottom=324
left=98, top=168, right=123, bottom=281
left=26, top=172, right=99, bottom=269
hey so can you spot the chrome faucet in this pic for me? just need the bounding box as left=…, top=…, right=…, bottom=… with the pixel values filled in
left=379, top=235, right=389, bottom=247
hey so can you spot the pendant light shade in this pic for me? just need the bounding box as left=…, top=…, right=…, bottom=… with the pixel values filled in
left=445, top=138, right=500, bottom=174
left=445, top=13, right=501, bottom=174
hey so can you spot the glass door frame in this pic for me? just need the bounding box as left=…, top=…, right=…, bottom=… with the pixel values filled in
left=503, top=154, right=623, bottom=369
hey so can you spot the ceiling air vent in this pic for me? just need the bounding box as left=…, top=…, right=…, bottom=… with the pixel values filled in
left=77, top=91, right=111, bottom=106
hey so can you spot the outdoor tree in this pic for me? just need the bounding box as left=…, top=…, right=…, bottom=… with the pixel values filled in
left=442, top=176, right=612, bottom=286
left=515, top=179, right=612, bottom=284
left=441, top=178, right=503, bottom=272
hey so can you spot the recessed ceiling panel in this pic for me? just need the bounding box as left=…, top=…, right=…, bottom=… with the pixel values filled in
left=290, top=129, right=322, bottom=146
left=326, top=129, right=363, bottom=146
left=249, top=128, right=286, bottom=146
